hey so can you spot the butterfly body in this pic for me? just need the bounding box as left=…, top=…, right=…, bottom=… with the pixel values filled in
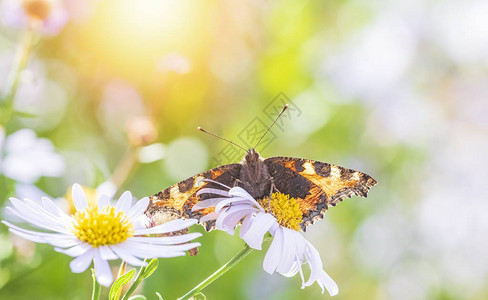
left=237, top=148, right=273, bottom=199
left=146, top=147, right=377, bottom=231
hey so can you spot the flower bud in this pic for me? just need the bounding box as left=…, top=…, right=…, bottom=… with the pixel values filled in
left=126, top=116, right=158, bottom=148
left=22, top=0, right=53, bottom=22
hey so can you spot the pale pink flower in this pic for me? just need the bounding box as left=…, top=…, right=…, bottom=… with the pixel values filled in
left=0, top=0, right=69, bottom=35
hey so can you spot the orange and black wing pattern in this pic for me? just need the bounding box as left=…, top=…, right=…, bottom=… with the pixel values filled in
left=146, top=164, right=241, bottom=231
left=264, top=157, right=377, bottom=230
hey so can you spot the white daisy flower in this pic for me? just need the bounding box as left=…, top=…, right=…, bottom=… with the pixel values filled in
left=0, top=128, right=65, bottom=183
left=193, top=185, right=339, bottom=296
left=2, top=183, right=202, bottom=287
left=2, top=181, right=117, bottom=224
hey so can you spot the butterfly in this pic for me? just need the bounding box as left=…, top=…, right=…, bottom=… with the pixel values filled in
left=145, top=105, right=377, bottom=231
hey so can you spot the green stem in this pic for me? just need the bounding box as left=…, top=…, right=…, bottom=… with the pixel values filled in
left=121, top=260, right=147, bottom=300
left=111, top=146, right=138, bottom=191
left=91, top=269, right=102, bottom=300
left=178, top=244, right=254, bottom=300
left=0, top=30, right=36, bottom=126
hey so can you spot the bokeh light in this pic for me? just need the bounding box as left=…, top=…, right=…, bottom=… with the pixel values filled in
left=79, top=0, right=206, bottom=79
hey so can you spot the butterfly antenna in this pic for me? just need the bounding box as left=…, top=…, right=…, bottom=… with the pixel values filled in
left=254, top=104, right=289, bottom=149
left=197, top=127, right=247, bottom=152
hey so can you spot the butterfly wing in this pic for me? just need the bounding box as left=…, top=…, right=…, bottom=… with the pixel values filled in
left=264, top=156, right=377, bottom=230
left=146, top=163, right=242, bottom=231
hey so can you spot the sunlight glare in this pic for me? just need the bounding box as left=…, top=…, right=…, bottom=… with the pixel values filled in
left=81, top=0, right=206, bottom=78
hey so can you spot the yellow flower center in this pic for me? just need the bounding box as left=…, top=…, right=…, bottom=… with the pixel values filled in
left=71, top=205, right=134, bottom=247
left=258, top=193, right=303, bottom=231
left=22, top=0, right=53, bottom=21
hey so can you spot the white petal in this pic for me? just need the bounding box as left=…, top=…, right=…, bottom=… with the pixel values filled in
left=215, top=204, right=252, bottom=226
left=228, top=188, right=265, bottom=211
left=191, top=197, right=225, bottom=211
left=45, top=237, right=81, bottom=248
left=201, top=179, right=232, bottom=189
left=303, top=245, right=331, bottom=290
left=6, top=227, right=49, bottom=243
left=96, top=181, right=117, bottom=200
left=317, top=270, right=339, bottom=296
left=98, top=245, right=118, bottom=260
left=297, top=257, right=306, bottom=284
left=199, top=212, right=219, bottom=222
left=97, top=195, right=110, bottom=207
left=216, top=207, right=255, bottom=235
left=263, top=227, right=284, bottom=274
left=41, top=197, right=71, bottom=222
left=242, top=212, right=276, bottom=250
left=55, top=243, right=91, bottom=257
left=7, top=198, right=67, bottom=232
left=214, top=211, right=238, bottom=235
left=130, top=232, right=202, bottom=244
left=70, top=249, right=94, bottom=273
left=110, top=244, right=147, bottom=266
left=72, top=184, right=88, bottom=211
left=276, top=228, right=300, bottom=274
left=93, top=250, right=113, bottom=287
left=116, top=191, right=132, bottom=213
left=228, top=187, right=254, bottom=199
left=132, top=215, right=150, bottom=230
left=196, top=188, right=229, bottom=197
left=121, top=240, right=200, bottom=258
left=282, top=260, right=301, bottom=278
left=134, top=219, right=197, bottom=235
left=302, top=240, right=337, bottom=294
left=282, top=237, right=306, bottom=278
left=21, top=198, right=69, bottom=232
left=3, top=221, right=77, bottom=247
left=126, top=197, right=149, bottom=220
left=240, top=213, right=253, bottom=238
left=214, top=197, right=254, bottom=213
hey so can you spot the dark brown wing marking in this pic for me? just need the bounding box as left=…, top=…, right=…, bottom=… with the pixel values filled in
left=145, top=164, right=241, bottom=231
left=265, top=156, right=377, bottom=230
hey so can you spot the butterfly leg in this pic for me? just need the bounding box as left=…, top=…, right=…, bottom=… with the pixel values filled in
left=270, top=179, right=281, bottom=194
left=267, top=179, right=281, bottom=213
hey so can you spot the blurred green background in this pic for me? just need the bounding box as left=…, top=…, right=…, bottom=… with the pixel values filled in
left=1, top=0, right=487, bottom=299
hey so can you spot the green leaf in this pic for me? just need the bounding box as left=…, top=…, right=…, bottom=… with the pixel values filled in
left=141, top=258, right=159, bottom=278
left=128, top=296, right=146, bottom=300
left=193, top=292, right=206, bottom=300
left=155, top=292, right=164, bottom=300
left=109, top=269, right=136, bottom=300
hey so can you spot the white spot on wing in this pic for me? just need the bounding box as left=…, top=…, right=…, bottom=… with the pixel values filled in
left=302, top=162, right=315, bottom=175
left=330, top=165, right=341, bottom=179
left=195, top=176, right=205, bottom=187
left=169, top=185, right=179, bottom=199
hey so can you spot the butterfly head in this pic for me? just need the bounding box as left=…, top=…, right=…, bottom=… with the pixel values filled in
left=243, top=148, right=264, bottom=165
